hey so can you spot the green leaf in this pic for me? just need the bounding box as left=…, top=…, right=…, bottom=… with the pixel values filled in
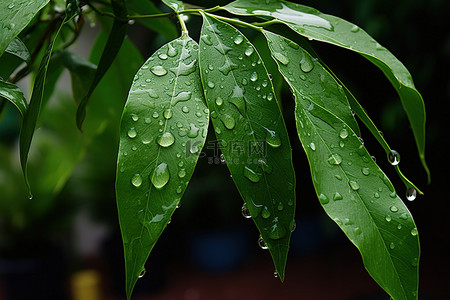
left=76, top=0, right=128, bottom=130
left=161, top=0, right=185, bottom=12
left=128, top=0, right=178, bottom=40
left=0, top=0, right=50, bottom=56
left=19, top=0, right=80, bottom=195
left=5, top=37, right=30, bottom=64
left=199, top=13, right=295, bottom=280
left=224, top=0, right=429, bottom=180
left=116, top=35, right=208, bottom=299
left=0, top=80, right=28, bottom=116
left=267, top=33, right=420, bottom=300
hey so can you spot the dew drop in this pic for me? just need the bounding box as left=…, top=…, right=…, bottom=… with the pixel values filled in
left=349, top=180, right=360, bottom=191
left=319, top=193, right=329, bottom=204
left=273, top=271, right=279, bottom=278
left=309, top=142, right=316, bottom=151
left=258, top=236, right=268, bottom=249
left=128, top=128, right=137, bottom=138
left=163, top=109, right=173, bottom=120
left=385, top=215, right=392, bottom=222
left=350, top=25, right=360, bottom=33
left=389, top=242, right=395, bottom=250
left=167, top=44, right=178, bottom=57
left=291, top=221, right=297, bottom=232
left=131, top=114, right=139, bottom=121
left=159, top=53, right=168, bottom=60
left=151, top=163, right=170, bottom=189
left=390, top=205, right=399, bottom=213
left=277, top=202, right=284, bottom=211
left=250, top=71, right=258, bottom=82
left=157, top=132, right=175, bottom=147
left=261, top=206, right=271, bottom=219
left=339, top=128, right=349, bottom=139
left=265, top=128, right=281, bottom=148
left=244, top=166, right=260, bottom=183
left=187, top=123, right=200, bottom=138
left=138, top=269, right=146, bottom=278
left=328, top=153, right=342, bottom=165
left=241, top=203, right=251, bottom=218
left=131, top=174, right=142, bottom=187
left=361, top=167, right=370, bottom=176
left=406, top=188, right=417, bottom=201
left=411, top=257, right=418, bottom=267
left=388, top=150, right=400, bottom=165
left=333, top=192, right=343, bottom=201
left=234, top=35, right=244, bottom=45
left=207, top=81, right=215, bottom=89
left=273, top=52, right=290, bottom=65
left=410, top=228, right=418, bottom=236
left=221, top=114, right=236, bottom=130
left=150, top=65, right=168, bottom=76
left=300, top=55, right=314, bottom=73
left=244, top=46, right=254, bottom=56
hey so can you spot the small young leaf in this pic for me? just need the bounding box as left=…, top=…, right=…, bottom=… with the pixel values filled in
left=268, top=33, right=420, bottom=300
left=5, top=37, right=30, bottom=64
left=0, top=80, right=28, bottom=116
left=224, top=0, right=429, bottom=180
left=116, top=35, right=208, bottom=299
left=199, top=13, right=296, bottom=281
left=0, top=0, right=50, bottom=56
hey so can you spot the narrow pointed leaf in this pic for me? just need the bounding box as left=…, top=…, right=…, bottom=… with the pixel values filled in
left=76, top=0, right=128, bottom=130
left=224, top=0, right=428, bottom=179
left=268, top=33, right=420, bottom=300
left=161, top=0, right=185, bottom=12
left=5, top=37, right=31, bottom=64
left=19, top=0, right=80, bottom=195
left=199, top=13, right=295, bottom=280
left=0, top=80, right=28, bottom=116
left=0, top=0, right=50, bottom=56
left=116, top=35, right=208, bottom=299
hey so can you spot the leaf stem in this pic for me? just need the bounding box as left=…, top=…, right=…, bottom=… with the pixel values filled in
left=177, top=14, right=189, bottom=36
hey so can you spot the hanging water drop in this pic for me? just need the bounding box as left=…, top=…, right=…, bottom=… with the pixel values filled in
left=410, top=228, right=418, bottom=236
left=265, top=128, right=281, bottom=148
left=333, top=192, right=343, bottom=201
left=261, top=206, right=271, bottom=219
left=258, top=236, right=268, bottom=249
left=241, top=203, right=251, bottom=219
left=388, top=150, right=400, bottom=165
left=163, top=109, right=172, bottom=120
left=150, top=163, right=170, bottom=189
left=273, top=271, right=279, bottom=278
left=250, top=71, right=258, bottom=82
left=138, top=269, right=146, bottom=278
left=300, top=55, right=314, bottom=73
left=406, top=188, right=417, bottom=201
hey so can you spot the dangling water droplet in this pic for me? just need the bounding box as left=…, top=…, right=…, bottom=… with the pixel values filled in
left=234, top=35, right=244, bottom=44
left=277, top=202, right=284, bottom=211
left=258, top=236, right=268, bottom=249
left=219, top=153, right=226, bottom=163
left=406, top=188, right=417, bottom=201
left=258, top=159, right=273, bottom=174
left=176, top=186, right=182, bottom=194
left=410, top=228, right=418, bottom=236
left=273, top=271, right=279, bottom=278
left=241, top=203, right=251, bottom=219
left=291, top=221, right=297, bottom=232
left=250, top=71, right=258, bottom=82
left=150, top=65, right=168, bottom=76
left=388, top=150, right=400, bottom=165
left=150, top=163, right=170, bottom=189
left=318, top=193, right=329, bottom=204
left=28, top=193, right=33, bottom=200
left=131, top=174, right=142, bottom=187
left=273, top=52, right=290, bottom=65
left=287, top=198, right=294, bottom=206
left=157, top=132, right=175, bottom=147
left=173, top=91, right=192, bottom=104
left=328, top=153, right=342, bottom=165
left=218, top=60, right=238, bottom=75
left=349, top=180, right=360, bottom=191
left=261, top=206, right=271, bottom=219
left=128, top=128, right=137, bottom=138
left=244, top=166, right=260, bottom=183
left=265, top=128, right=281, bottom=148
left=138, top=269, right=146, bottom=278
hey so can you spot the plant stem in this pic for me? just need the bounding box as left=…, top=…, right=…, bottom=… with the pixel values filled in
left=177, top=14, right=189, bottom=36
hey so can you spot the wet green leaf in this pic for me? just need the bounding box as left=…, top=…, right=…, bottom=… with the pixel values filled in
left=0, top=0, right=50, bottom=56
left=199, top=13, right=295, bottom=281
left=116, top=35, right=208, bottom=299
left=267, top=32, right=420, bottom=300
left=5, top=37, right=30, bottom=64
left=224, top=0, right=428, bottom=180
left=0, top=80, right=27, bottom=116
left=162, top=0, right=185, bottom=12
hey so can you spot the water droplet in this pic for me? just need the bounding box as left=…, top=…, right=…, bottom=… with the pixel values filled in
left=385, top=215, right=392, bottom=222
left=328, top=153, right=342, bottom=165
left=389, top=242, right=395, bottom=250
left=244, top=166, right=260, bottom=183
left=138, top=269, right=146, bottom=278
left=261, top=206, right=271, bottom=219
left=291, top=221, right=297, bottom=232
left=265, top=128, right=281, bottom=148
left=390, top=205, right=398, bottom=213
left=214, top=43, right=232, bottom=55
left=207, top=81, right=215, bottom=89
left=148, top=89, right=159, bottom=98
left=200, top=34, right=213, bottom=45
left=300, top=55, right=314, bottom=73
left=241, top=203, right=251, bottom=218
left=244, top=46, right=254, bottom=56
left=187, top=123, right=200, bottom=138
left=131, top=174, right=142, bottom=187
left=273, top=271, right=279, bottom=278
left=159, top=53, right=168, bottom=60
left=287, top=198, right=294, bottom=206
left=128, top=128, right=137, bottom=138
left=277, top=202, right=284, bottom=211
left=410, top=228, right=418, bottom=236
left=258, top=236, right=268, bottom=249
left=234, top=35, right=244, bottom=44
left=182, top=106, right=189, bottom=113
left=28, top=193, right=33, bottom=200
left=221, top=114, right=236, bottom=130
left=361, top=167, right=370, bottom=176
left=399, top=213, right=408, bottom=220
left=350, top=25, right=360, bottom=33
left=319, top=193, right=329, bottom=204
left=131, top=114, right=139, bottom=121
left=215, top=97, right=223, bottom=106
left=157, top=132, right=175, bottom=147
left=411, top=257, right=418, bottom=267
left=309, top=142, right=316, bottom=151
left=406, top=188, right=417, bottom=201
left=229, top=86, right=246, bottom=115
left=339, top=128, right=349, bottom=139
left=218, top=60, right=238, bottom=75
left=151, top=163, right=170, bottom=189
left=167, top=44, right=178, bottom=57
left=150, top=65, right=168, bottom=76
left=258, top=159, right=273, bottom=174
left=241, top=78, right=248, bottom=85
left=163, top=109, right=172, bottom=120
left=250, top=71, right=258, bottom=82
left=374, top=192, right=380, bottom=199
left=8, top=3, right=15, bottom=9
left=388, top=150, right=400, bottom=165
left=333, top=192, right=343, bottom=201
left=273, top=52, right=290, bottom=65
left=176, top=186, right=182, bottom=194
left=219, top=153, right=226, bottom=163
left=178, top=168, right=186, bottom=178
left=349, top=181, right=360, bottom=191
